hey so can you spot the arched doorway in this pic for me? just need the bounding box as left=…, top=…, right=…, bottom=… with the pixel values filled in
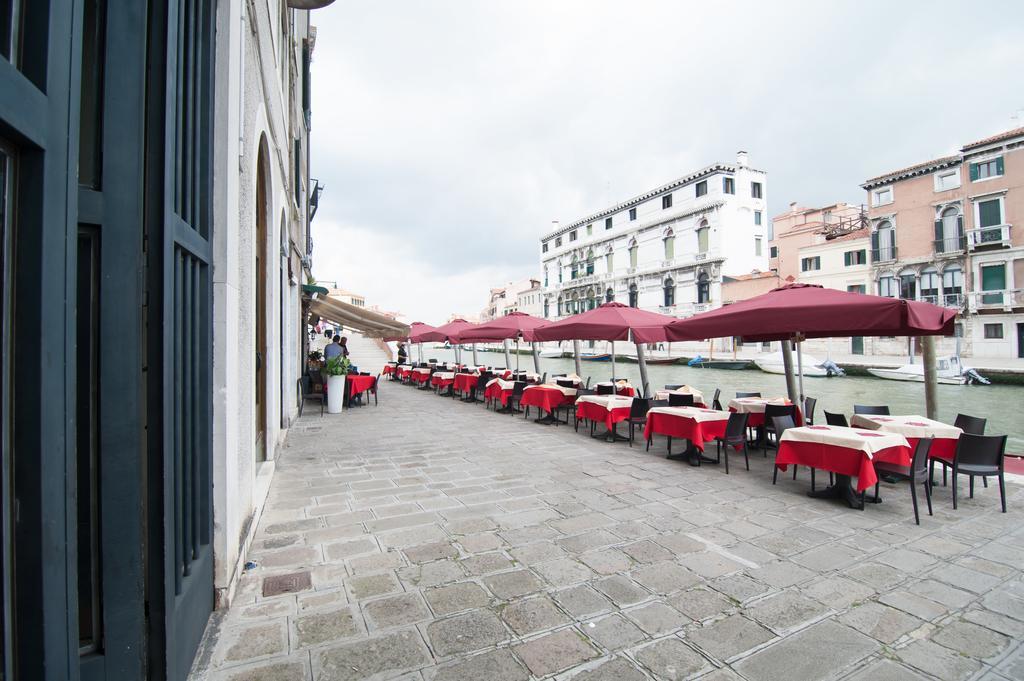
left=255, top=136, right=271, bottom=462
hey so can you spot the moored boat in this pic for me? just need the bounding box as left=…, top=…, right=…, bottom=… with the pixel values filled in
left=866, top=356, right=989, bottom=385
left=538, top=349, right=563, bottom=358
left=580, top=353, right=612, bottom=362
left=755, top=352, right=831, bottom=377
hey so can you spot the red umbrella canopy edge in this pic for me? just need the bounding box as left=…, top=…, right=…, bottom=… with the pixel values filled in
left=632, top=283, right=956, bottom=343
left=531, top=301, right=678, bottom=343
left=424, top=318, right=476, bottom=344
left=455, top=311, right=550, bottom=344
left=407, top=321, right=438, bottom=343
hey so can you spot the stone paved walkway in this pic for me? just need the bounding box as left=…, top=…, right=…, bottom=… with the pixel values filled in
left=190, top=381, right=1024, bottom=681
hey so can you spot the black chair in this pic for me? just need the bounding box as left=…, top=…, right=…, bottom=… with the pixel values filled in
left=770, top=415, right=797, bottom=485
left=664, top=384, right=683, bottom=390
left=824, top=411, right=848, bottom=427
left=736, top=391, right=761, bottom=398
left=470, top=371, right=491, bottom=404
left=715, top=412, right=750, bottom=474
left=297, top=375, right=325, bottom=417
left=711, top=388, right=722, bottom=411
left=874, top=437, right=933, bottom=524
left=626, top=398, right=651, bottom=447
left=954, top=413, right=987, bottom=435
left=803, top=396, right=817, bottom=426
left=595, top=383, right=614, bottom=395
left=854, top=404, right=890, bottom=415
left=643, top=400, right=670, bottom=450
left=946, top=434, right=1008, bottom=512
left=585, top=377, right=592, bottom=389
left=668, top=393, right=694, bottom=407
left=573, top=388, right=595, bottom=431
left=556, top=379, right=576, bottom=388
left=763, top=404, right=797, bottom=451
left=507, top=381, right=527, bottom=414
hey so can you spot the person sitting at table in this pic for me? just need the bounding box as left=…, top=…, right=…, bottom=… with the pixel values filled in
left=324, top=335, right=343, bottom=360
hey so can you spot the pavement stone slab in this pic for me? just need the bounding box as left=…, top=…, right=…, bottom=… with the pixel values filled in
left=315, top=628, right=432, bottom=681
left=836, top=602, right=923, bottom=644
left=498, top=595, right=570, bottom=636
left=931, top=619, right=1011, bottom=660
left=686, top=613, right=774, bottom=662
left=631, top=637, right=711, bottom=680
left=482, top=570, right=544, bottom=599
left=550, top=585, right=614, bottom=620
left=425, top=608, right=508, bottom=657
left=424, top=582, right=491, bottom=617
left=363, top=592, right=432, bottom=631
left=294, top=606, right=365, bottom=648
left=625, top=601, right=689, bottom=636
left=896, top=639, right=983, bottom=681
left=744, top=590, right=829, bottom=634
left=565, top=656, right=648, bottom=681
left=512, top=628, right=599, bottom=677
left=425, top=648, right=528, bottom=681
left=733, top=620, right=877, bottom=681
left=582, top=613, right=646, bottom=651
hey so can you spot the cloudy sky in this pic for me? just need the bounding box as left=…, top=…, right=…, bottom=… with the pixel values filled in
left=309, top=0, right=1024, bottom=324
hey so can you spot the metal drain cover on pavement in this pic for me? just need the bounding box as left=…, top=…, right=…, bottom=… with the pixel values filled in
left=262, top=571, right=312, bottom=597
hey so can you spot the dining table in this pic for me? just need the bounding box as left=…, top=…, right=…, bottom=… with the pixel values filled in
left=652, top=385, right=705, bottom=404
left=849, top=414, right=962, bottom=465
left=575, top=394, right=634, bottom=442
left=643, top=406, right=730, bottom=464
left=485, top=378, right=518, bottom=411
left=452, top=372, right=480, bottom=397
left=430, top=371, right=456, bottom=392
left=776, top=424, right=912, bottom=509
left=727, top=396, right=803, bottom=427
left=521, top=384, right=578, bottom=424
left=594, top=381, right=636, bottom=397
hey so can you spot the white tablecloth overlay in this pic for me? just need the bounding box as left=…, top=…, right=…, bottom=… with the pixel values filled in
left=780, top=425, right=909, bottom=460
left=525, top=384, right=578, bottom=396
left=433, top=371, right=456, bottom=380
left=486, top=378, right=516, bottom=390
left=576, top=394, right=635, bottom=411
left=850, top=414, right=963, bottom=440
left=727, top=397, right=790, bottom=414
left=648, top=406, right=729, bottom=423
left=654, top=386, right=705, bottom=402
left=397, top=364, right=413, bottom=370
left=412, top=367, right=432, bottom=375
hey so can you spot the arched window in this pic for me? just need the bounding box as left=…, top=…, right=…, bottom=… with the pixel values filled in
left=878, top=273, right=897, bottom=298
left=696, top=220, right=709, bottom=254
left=571, top=254, right=579, bottom=280
left=898, top=268, right=917, bottom=300
left=543, top=266, right=548, bottom=288
left=605, top=287, right=614, bottom=303
left=663, top=277, right=675, bottom=307
left=664, top=230, right=675, bottom=260
left=920, top=267, right=939, bottom=303
left=873, top=220, right=895, bottom=261
left=628, top=239, right=638, bottom=269
left=942, top=266, right=963, bottom=305
left=571, top=291, right=580, bottom=314
left=586, top=249, right=595, bottom=275
left=587, top=289, right=596, bottom=310
left=935, top=206, right=964, bottom=253
left=557, top=259, right=563, bottom=283
left=544, top=298, right=550, bottom=318
left=697, top=272, right=710, bottom=304
left=556, top=295, right=563, bottom=316
left=605, top=246, right=614, bottom=273
left=628, top=283, right=639, bottom=307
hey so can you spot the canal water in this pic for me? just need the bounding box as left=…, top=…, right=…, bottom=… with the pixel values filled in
left=415, top=347, right=1024, bottom=452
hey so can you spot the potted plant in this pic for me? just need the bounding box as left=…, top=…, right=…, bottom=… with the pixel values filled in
left=307, top=349, right=324, bottom=370
left=323, top=355, right=351, bottom=413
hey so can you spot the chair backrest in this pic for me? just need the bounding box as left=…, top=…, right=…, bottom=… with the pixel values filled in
left=771, top=414, right=796, bottom=440
left=596, top=384, right=614, bottom=395
left=668, top=393, right=694, bottom=407
left=576, top=388, right=595, bottom=398
left=650, top=399, right=669, bottom=409
left=556, top=379, right=575, bottom=388
left=541, top=372, right=547, bottom=384
left=664, top=384, right=683, bottom=390
left=511, top=380, right=527, bottom=396
left=725, top=411, right=749, bottom=440
left=585, top=377, right=591, bottom=388
left=712, top=388, right=722, bottom=411
left=737, top=391, right=761, bottom=398
left=803, top=396, right=817, bottom=424
left=476, top=371, right=492, bottom=387
left=428, top=358, right=437, bottom=363
left=300, top=375, right=312, bottom=394
left=955, top=433, right=1007, bottom=469
left=854, top=404, right=890, bottom=415
left=824, top=411, right=848, bottom=427
left=629, top=398, right=650, bottom=418
left=764, top=403, right=796, bottom=421
left=954, top=413, right=987, bottom=435
left=911, top=437, right=932, bottom=479
left=642, top=382, right=650, bottom=400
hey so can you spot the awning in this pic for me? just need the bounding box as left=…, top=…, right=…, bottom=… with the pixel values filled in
left=308, top=295, right=409, bottom=339
left=302, top=283, right=330, bottom=295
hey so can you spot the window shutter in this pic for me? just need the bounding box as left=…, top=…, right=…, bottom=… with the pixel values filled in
left=996, top=156, right=1004, bottom=175
left=844, top=252, right=851, bottom=267
left=969, top=163, right=979, bottom=181
left=956, top=214, right=964, bottom=236
left=934, top=219, right=943, bottom=244
left=870, top=230, right=879, bottom=256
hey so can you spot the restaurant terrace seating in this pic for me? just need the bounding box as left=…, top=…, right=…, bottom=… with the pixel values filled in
left=715, top=411, right=751, bottom=474
left=668, top=393, right=694, bottom=407
left=874, top=437, right=933, bottom=524
left=803, top=396, right=817, bottom=425
left=949, top=433, right=1008, bottom=512
left=854, top=404, right=890, bottom=415
left=626, top=398, right=651, bottom=447
left=736, top=391, right=761, bottom=398
left=770, top=414, right=797, bottom=485
left=824, top=411, right=848, bottom=427
left=954, top=413, right=987, bottom=435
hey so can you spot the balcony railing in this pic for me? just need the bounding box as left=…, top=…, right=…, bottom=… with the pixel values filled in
left=933, top=236, right=966, bottom=255
left=870, top=246, right=898, bottom=263
left=970, top=288, right=1024, bottom=312
left=968, top=224, right=1011, bottom=250
left=920, top=293, right=964, bottom=309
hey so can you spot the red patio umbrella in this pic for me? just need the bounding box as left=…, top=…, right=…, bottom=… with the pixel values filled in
left=420, top=319, right=476, bottom=364
left=406, top=322, right=437, bottom=363
left=532, top=302, right=679, bottom=396
left=455, top=312, right=550, bottom=373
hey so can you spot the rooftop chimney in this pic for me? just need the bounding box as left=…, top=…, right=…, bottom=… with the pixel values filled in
left=736, top=150, right=749, bottom=167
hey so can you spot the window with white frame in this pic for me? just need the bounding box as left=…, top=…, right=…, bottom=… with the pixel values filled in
left=970, top=156, right=1004, bottom=181
left=872, top=186, right=893, bottom=206
left=983, top=323, right=1004, bottom=339
left=878, top=274, right=897, bottom=298
left=751, top=181, right=762, bottom=199
left=934, top=169, right=960, bottom=192
left=980, top=263, right=1006, bottom=305
left=920, top=267, right=939, bottom=302
left=942, top=266, right=962, bottom=305
left=754, top=237, right=762, bottom=257
left=696, top=220, right=709, bottom=253
left=754, top=210, right=762, bottom=226
left=801, top=256, right=820, bottom=272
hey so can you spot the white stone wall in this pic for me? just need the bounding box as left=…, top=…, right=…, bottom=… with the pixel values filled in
left=540, top=156, right=768, bottom=320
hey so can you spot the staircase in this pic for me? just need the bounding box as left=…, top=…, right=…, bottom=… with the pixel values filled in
left=342, top=331, right=393, bottom=375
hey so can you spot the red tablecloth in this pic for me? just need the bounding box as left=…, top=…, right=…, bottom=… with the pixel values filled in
left=576, top=401, right=632, bottom=431
left=730, top=405, right=803, bottom=428
left=643, top=411, right=729, bottom=452
left=453, top=373, right=479, bottom=395
left=383, top=365, right=395, bottom=375
left=347, top=374, right=376, bottom=398
left=397, top=367, right=412, bottom=380
left=430, top=374, right=454, bottom=389
left=485, top=382, right=513, bottom=406
left=775, top=441, right=911, bottom=492
left=411, top=371, right=431, bottom=385
left=520, top=387, right=575, bottom=415
left=918, top=437, right=958, bottom=463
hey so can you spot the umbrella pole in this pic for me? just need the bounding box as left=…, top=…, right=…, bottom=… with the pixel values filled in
left=796, top=338, right=805, bottom=404
left=516, top=339, right=520, bottom=373
left=780, top=339, right=799, bottom=405
left=611, top=341, right=616, bottom=381
left=923, top=335, right=938, bottom=420
left=636, top=341, right=650, bottom=399
left=472, top=343, right=479, bottom=366
left=573, top=340, right=583, bottom=377
left=531, top=341, right=541, bottom=374
left=504, top=338, right=512, bottom=368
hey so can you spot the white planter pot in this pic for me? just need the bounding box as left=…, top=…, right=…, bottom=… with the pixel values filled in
left=326, top=375, right=346, bottom=413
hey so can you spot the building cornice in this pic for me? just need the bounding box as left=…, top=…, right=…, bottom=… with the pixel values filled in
left=542, top=164, right=764, bottom=240
left=861, top=156, right=960, bottom=190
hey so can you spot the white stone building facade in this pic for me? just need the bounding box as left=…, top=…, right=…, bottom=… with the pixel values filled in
left=540, top=152, right=769, bottom=321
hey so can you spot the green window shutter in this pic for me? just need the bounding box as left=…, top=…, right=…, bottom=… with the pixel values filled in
left=969, top=163, right=979, bottom=181
left=844, top=251, right=851, bottom=267
left=934, top=219, right=943, bottom=243
left=870, top=230, right=879, bottom=257
left=996, top=156, right=1004, bottom=175
left=978, top=199, right=1001, bottom=227
left=956, top=214, right=964, bottom=237
left=981, top=264, right=1005, bottom=291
